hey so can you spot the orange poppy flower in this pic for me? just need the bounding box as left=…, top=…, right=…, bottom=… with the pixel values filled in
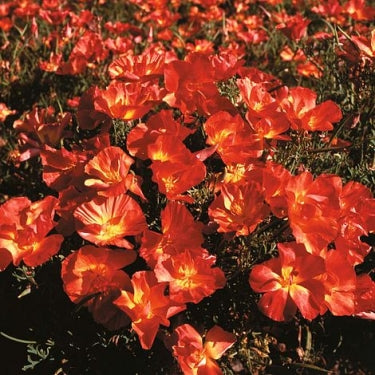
left=147, top=136, right=207, bottom=200
left=151, top=158, right=206, bottom=201
left=56, top=31, right=108, bottom=75
left=237, top=78, right=290, bottom=140
left=0, top=196, right=63, bottom=269
left=164, top=52, right=235, bottom=115
left=172, top=324, right=236, bottom=375
left=285, top=171, right=341, bottom=254
left=84, top=146, right=144, bottom=198
left=322, top=250, right=356, bottom=316
left=0, top=197, right=31, bottom=270
left=74, top=194, right=146, bottom=249
left=343, top=0, right=375, bottom=21
left=335, top=181, right=374, bottom=265
left=351, top=30, right=375, bottom=60
left=76, top=86, right=112, bottom=131
left=154, top=249, right=226, bottom=304
left=354, top=274, right=375, bottom=318
left=209, top=181, right=269, bottom=236
left=204, top=111, right=245, bottom=156
left=13, top=106, right=71, bottom=161
left=0, top=102, right=16, bottom=122
left=140, top=201, right=205, bottom=268
left=94, top=81, right=163, bottom=120
left=275, top=14, right=310, bottom=42
left=335, top=213, right=371, bottom=266
left=281, top=87, right=342, bottom=132
left=203, top=111, right=263, bottom=165
left=127, top=110, right=193, bottom=160
left=249, top=242, right=326, bottom=321
left=40, top=143, right=94, bottom=191
left=262, top=162, right=291, bottom=218
left=113, top=271, right=186, bottom=349
left=61, top=245, right=136, bottom=330
left=108, top=48, right=165, bottom=82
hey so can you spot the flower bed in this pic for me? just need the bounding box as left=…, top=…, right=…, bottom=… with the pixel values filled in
left=0, top=0, right=374, bottom=373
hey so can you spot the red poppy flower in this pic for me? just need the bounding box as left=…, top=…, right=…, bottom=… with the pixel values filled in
left=335, top=181, right=374, bottom=265
left=108, top=48, right=165, bottom=82
left=151, top=158, right=206, bottom=201
left=203, top=111, right=263, bottom=165
left=84, top=146, right=144, bottom=199
left=56, top=31, right=108, bottom=75
left=249, top=242, right=326, bottom=321
left=285, top=172, right=341, bottom=255
left=262, top=162, right=291, bottom=218
left=343, top=0, right=375, bottom=21
left=13, top=106, right=71, bottom=161
left=147, top=136, right=207, bottom=200
left=281, top=87, right=342, bottom=132
left=164, top=52, right=235, bottom=115
left=237, top=78, right=290, bottom=140
left=94, top=81, right=163, bottom=121
left=335, top=213, right=371, bottom=266
left=322, top=250, right=356, bottom=316
left=154, top=249, right=226, bottom=304
left=61, top=245, right=136, bottom=330
left=74, top=194, right=146, bottom=249
left=351, top=30, right=375, bottom=59
left=140, top=201, right=205, bottom=268
left=275, top=14, right=310, bottom=42
left=114, top=271, right=186, bottom=349
left=76, top=86, right=112, bottom=131
left=0, top=196, right=63, bottom=269
left=209, top=181, right=269, bottom=236
left=40, top=145, right=88, bottom=191
left=354, top=274, right=375, bottom=318
left=173, top=324, right=236, bottom=375
left=0, top=102, right=16, bottom=122
left=127, top=110, right=193, bottom=160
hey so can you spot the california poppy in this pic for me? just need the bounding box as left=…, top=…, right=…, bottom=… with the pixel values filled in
left=249, top=242, right=326, bottom=321
left=173, top=324, right=236, bottom=375
left=114, top=271, right=186, bottom=349
left=61, top=245, right=136, bottom=330
left=154, top=249, right=226, bottom=304
left=74, top=194, right=146, bottom=249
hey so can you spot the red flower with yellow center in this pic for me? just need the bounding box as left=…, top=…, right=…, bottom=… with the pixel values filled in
left=74, top=194, right=146, bottom=249
left=249, top=242, right=326, bottom=321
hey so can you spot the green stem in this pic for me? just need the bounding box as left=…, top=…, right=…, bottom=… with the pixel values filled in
left=0, top=331, right=37, bottom=345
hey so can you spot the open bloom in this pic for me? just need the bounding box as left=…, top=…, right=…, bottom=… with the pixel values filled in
left=173, top=324, right=236, bottom=375
left=164, top=52, right=235, bottom=115
left=108, top=48, right=165, bottom=82
left=280, top=87, right=342, bottom=132
left=61, top=245, right=136, bottom=330
left=322, top=250, right=356, bottom=316
left=94, top=81, right=163, bottom=120
left=13, top=106, right=71, bottom=161
left=154, top=249, right=226, bottom=304
left=149, top=135, right=207, bottom=200
left=203, top=111, right=263, bottom=165
left=140, top=201, right=205, bottom=268
left=74, top=194, right=146, bottom=248
left=208, top=181, right=269, bottom=236
left=127, top=110, right=193, bottom=160
left=249, top=242, right=326, bottom=321
left=285, top=171, right=341, bottom=255
left=113, top=271, right=186, bottom=349
left=0, top=196, right=63, bottom=269
left=84, top=146, right=144, bottom=199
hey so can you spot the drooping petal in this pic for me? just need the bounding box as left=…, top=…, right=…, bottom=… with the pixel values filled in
left=204, top=325, right=236, bottom=360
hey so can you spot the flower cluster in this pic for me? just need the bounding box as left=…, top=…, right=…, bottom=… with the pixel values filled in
left=0, top=0, right=374, bottom=373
